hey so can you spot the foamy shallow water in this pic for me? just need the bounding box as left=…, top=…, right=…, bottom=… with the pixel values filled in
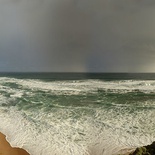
left=0, top=77, right=155, bottom=155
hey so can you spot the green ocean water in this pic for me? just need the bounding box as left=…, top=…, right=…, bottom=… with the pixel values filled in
left=0, top=73, right=155, bottom=155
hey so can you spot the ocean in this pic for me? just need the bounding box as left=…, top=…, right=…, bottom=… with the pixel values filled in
left=0, top=73, right=155, bottom=155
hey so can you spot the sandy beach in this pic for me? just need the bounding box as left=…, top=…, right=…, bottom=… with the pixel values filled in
left=0, top=132, right=30, bottom=155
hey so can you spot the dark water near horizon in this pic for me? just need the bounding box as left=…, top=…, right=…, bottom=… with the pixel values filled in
left=1, top=72, right=155, bottom=80
left=0, top=73, right=155, bottom=155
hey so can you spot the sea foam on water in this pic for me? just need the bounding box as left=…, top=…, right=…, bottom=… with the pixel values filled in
left=0, top=77, right=154, bottom=155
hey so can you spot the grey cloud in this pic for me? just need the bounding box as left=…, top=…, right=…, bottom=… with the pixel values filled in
left=0, top=0, right=155, bottom=72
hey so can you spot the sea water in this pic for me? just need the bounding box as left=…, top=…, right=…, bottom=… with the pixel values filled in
left=0, top=73, right=155, bottom=155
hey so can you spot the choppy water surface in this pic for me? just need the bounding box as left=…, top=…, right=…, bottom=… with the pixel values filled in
left=0, top=74, right=155, bottom=155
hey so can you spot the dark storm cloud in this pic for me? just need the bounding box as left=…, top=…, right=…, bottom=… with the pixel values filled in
left=0, top=0, right=155, bottom=72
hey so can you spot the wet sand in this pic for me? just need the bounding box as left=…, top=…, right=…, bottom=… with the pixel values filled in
left=0, top=132, right=30, bottom=155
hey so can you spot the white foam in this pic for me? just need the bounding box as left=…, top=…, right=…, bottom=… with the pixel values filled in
left=0, top=77, right=155, bottom=95
left=0, top=104, right=154, bottom=155
left=0, top=77, right=154, bottom=155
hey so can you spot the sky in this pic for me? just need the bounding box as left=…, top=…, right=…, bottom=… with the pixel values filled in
left=1, top=0, right=155, bottom=72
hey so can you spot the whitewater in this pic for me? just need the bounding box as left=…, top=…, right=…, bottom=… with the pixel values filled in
left=0, top=76, right=155, bottom=155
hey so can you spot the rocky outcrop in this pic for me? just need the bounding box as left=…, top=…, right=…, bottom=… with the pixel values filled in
left=129, top=142, right=155, bottom=155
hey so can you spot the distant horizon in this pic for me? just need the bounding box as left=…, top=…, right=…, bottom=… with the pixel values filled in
left=0, top=72, right=155, bottom=74
left=1, top=72, right=155, bottom=81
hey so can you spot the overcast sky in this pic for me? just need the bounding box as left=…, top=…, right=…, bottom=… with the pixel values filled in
left=0, top=0, right=155, bottom=72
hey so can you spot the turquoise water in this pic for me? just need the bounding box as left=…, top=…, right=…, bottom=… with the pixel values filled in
left=0, top=73, right=155, bottom=155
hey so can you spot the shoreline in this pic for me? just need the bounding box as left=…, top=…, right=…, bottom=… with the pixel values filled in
left=0, top=132, right=136, bottom=155
left=0, top=131, right=135, bottom=155
left=0, top=132, right=30, bottom=155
